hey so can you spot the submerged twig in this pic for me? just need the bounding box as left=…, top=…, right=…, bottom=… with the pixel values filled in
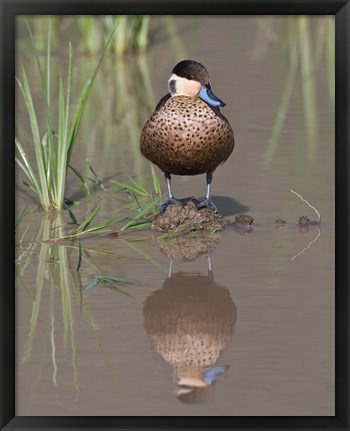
left=290, top=189, right=321, bottom=223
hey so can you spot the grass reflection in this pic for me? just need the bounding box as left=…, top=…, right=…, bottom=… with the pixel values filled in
left=19, top=215, right=79, bottom=390
left=16, top=211, right=162, bottom=394
left=263, top=16, right=334, bottom=165
left=17, top=214, right=121, bottom=393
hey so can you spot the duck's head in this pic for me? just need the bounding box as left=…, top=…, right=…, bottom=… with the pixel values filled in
left=168, top=60, right=226, bottom=107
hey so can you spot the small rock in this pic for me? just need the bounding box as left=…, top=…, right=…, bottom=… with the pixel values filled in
left=298, top=216, right=319, bottom=226
left=275, top=219, right=286, bottom=229
left=299, top=216, right=311, bottom=226
left=234, top=214, right=254, bottom=225
left=275, top=219, right=286, bottom=225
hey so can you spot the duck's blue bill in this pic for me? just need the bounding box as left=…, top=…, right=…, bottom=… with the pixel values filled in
left=203, top=366, right=228, bottom=385
left=199, top=85, right=226, bottom=107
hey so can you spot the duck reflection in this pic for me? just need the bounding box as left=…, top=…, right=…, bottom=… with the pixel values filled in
left=143, top=234, right=236, bottom=403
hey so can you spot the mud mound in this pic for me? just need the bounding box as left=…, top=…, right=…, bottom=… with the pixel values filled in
left=151, top=200, right=233, bottom=233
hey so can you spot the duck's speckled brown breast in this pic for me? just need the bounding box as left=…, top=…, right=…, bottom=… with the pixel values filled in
left=140, top=96, right=235, bottom=175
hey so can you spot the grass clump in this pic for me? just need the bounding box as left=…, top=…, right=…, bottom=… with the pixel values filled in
left=16, top=20, right=116, bottom=212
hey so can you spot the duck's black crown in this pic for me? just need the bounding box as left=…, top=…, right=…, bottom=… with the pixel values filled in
left=172, top=60, right=210, bottom=85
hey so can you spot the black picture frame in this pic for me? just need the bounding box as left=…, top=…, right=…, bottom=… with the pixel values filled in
left=1, top=0, right=349, bottom=430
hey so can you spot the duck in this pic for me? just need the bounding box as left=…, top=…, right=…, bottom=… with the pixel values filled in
left=140, top=60, right=235, bottom=213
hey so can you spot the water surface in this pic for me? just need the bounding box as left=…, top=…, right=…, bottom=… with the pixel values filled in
left=16, top=16, right=335, bottom=416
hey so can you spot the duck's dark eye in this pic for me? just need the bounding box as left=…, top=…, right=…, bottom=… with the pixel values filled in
left=189, top=74, right=195, bottom=80
left=169, top=79, right=176, bottom=94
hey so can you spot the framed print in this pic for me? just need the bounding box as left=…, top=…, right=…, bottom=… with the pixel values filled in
left=1, top=0, right=349, bottom=430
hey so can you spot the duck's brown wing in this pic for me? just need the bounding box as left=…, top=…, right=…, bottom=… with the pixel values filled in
left=155, top=93, right=171, bottom=112
left=210, top=105, right=230, bottom=125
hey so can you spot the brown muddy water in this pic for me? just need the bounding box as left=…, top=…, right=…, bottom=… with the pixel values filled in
left=15, top=16, right=335, bottom=416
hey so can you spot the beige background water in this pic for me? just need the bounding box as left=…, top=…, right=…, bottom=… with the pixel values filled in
left=16, top=16, right=335, bottom=416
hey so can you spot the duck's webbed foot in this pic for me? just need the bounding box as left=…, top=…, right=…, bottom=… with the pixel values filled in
left=160, top=197, right=188, bottom=214
left=194, top=197, right=219, bottom=214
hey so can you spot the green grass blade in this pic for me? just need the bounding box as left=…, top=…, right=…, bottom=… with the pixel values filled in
left=136, top=16, right=150, bottom=51
left=98, top=275, right=135, bottom=284
left=41, top=132, right=51, bottom=187
left=63, top=228, right=112, bottom=239
left=111, top=179, right=148, bottom=197
left=64, top=204, right=78, bottom=225
left=85, top=274, right=135, bottom=292
left=77, top=17, right=97, bottom=53
left=16, top=71, right=44, bottom=166
left=69, top=165, right=91, bottom=196
left=78, top=207, right=101, bottom=232
left=114, top=16, right=128, bottom=55
left=20, top=220, right=32, bottom=243
left=67, top=25, right=117, bottom=167
left=326, top=18, right=335, bottom=103
left=95, top=215, right=125, bottom=228
left=15, top=138, right=46, bottom=208
left=58, top=213, right=124, bottom=240
left=85, top=276, right=100, bottom=291
left=47, top=21, right=51, bottom=107
left=76, top=239, right=82, bottom=272
left=15, top=204, right=29, bottom=232
left=15, top=153, right=38, bottom=194
left=22, top=180, right=44, bottom=197
left=86, top=159, right=105, bottom=190
left=120, top=196, right=162, bottom=231
left=65, top=42, right=73, bottom=145
left=127, top=175, right=148, bottom=193
left=25, top=20, right=56, bottom=195
left=53, top=41, right=73, bottom=210
left=16, top=72, right=50, bottom=209
left=56, top=42, right=73, bottom=206
left=161, top=16, right=187, bottom=59
left=54, top=74, right=69, bottom=209
left=150, top=165, right=161, bottom=196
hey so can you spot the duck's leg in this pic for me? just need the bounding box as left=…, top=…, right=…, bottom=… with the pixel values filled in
left=165, top=172, right=173, bottom=198
left=160, top=172, right=187, bottom=213
left=207, top=256, right=214, bottom=280
left=195, top=171, right=219, bottom=213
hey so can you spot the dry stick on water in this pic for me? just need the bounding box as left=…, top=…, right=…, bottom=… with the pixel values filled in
left=291, top=230, right=321, bottom=261
left=290, top=189, right=321, bottom=223
left=290, top=189, right=321, bottom=261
